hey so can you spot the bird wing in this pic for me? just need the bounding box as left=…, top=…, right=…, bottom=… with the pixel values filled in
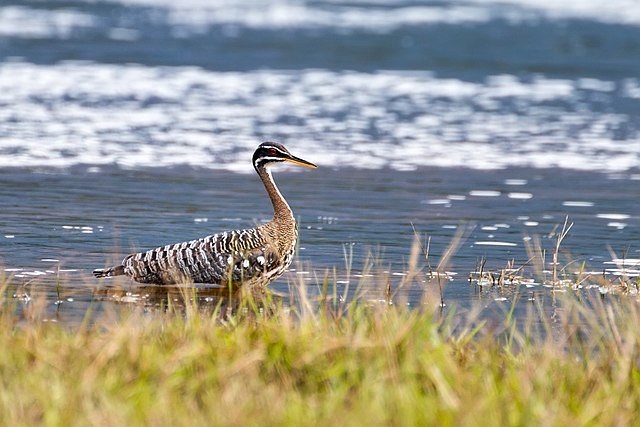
left=121, top=228, right=281, bottom=285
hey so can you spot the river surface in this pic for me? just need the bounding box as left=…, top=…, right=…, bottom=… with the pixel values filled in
left=0, top=0, right=639, bottom=322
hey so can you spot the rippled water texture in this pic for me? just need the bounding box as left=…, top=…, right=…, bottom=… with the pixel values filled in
left=1, top=167, right=638, bottom=319
left=1, top=62, right=639, bottom=171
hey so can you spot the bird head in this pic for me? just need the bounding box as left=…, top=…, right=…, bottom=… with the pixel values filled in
left=252, top=142, right=317, bottom=171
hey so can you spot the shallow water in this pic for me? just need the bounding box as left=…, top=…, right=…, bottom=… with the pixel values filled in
left=1, top=0, right=640, bottom=322
left=0, top=166, right=638, bottom=321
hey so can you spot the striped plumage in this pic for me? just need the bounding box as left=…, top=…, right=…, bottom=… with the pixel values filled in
left=93, top=142, right=316, bottom=289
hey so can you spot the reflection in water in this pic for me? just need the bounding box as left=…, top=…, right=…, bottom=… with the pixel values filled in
left=94, top=283, right=234, bottom=309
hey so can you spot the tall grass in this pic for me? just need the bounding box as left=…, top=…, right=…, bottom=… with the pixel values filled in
left=1, top=265, right=639, bottom=426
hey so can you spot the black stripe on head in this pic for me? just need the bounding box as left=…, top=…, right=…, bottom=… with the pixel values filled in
left=252, top=141, right=291, bottom=170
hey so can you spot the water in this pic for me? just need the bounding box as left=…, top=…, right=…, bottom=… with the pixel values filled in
left=1, top=166, right=638, bottom=320
left=1, top=0, right=639, bottom=322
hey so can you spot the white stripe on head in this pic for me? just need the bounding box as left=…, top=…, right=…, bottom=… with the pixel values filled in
left=254, top=156, right=284, bottom=169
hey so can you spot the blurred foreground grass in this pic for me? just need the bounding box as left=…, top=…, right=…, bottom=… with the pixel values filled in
left=1, top=275, right=639, bottom=427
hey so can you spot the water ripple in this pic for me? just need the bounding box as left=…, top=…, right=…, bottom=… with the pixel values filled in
left=1, top=62, right=638, bottom=173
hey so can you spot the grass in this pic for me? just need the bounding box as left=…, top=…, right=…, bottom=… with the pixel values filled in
left=1, top=266, right=640, bottom=426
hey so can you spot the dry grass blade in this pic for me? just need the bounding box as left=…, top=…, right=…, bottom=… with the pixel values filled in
left=552, top=216, right=573, bottom=287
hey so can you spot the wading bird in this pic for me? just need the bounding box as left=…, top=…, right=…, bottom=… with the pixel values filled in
left=93, top=142, right=316, bottom=291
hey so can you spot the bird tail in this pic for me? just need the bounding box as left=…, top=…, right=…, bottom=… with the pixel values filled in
left=93, top=265, right=125, bottom=278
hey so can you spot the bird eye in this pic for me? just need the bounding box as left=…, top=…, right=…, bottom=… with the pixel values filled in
left=268, top=148, right=277, bottom=156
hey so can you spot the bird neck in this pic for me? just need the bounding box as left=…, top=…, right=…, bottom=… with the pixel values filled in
left=258, top=165, right=294, bottom=224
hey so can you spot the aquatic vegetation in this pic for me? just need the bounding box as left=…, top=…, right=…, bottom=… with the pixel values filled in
left=1, top=269, right=640, bottom=426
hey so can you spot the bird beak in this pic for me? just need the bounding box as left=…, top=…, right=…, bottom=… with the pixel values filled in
left=285, top=154, right=317, bottom=168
